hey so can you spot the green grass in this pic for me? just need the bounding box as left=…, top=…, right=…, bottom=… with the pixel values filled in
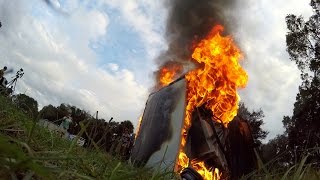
left=1, top=95, right=319, bottom=180
left=0, top=95, right=175, bottom=180
left=240, top=150, right=320, bottom=180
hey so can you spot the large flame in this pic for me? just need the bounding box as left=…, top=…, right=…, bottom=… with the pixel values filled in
left=175, top=25, right=248, bottom=179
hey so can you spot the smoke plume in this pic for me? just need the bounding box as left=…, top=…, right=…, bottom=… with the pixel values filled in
left=154, top=0, right=238, bottom=84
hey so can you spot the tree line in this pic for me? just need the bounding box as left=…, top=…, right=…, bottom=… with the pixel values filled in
left=8, top=92, right=268, bottom=157
left=8, top=93, right=134, bottom=160
left=261, top=0, right=320, bottom=168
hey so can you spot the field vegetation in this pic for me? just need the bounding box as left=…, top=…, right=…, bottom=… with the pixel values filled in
left=0, top=95, right=174, bottom=180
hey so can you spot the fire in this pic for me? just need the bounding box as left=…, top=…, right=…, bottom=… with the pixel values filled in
left=135, top=115, right=143, bottom=139
left=192, top=161, right=221, bottom=180
left=159, top=68, right=176, bottom=86
left=158, top=62, right=183, bottom=88
left=175, top=25, right=248, bottom=179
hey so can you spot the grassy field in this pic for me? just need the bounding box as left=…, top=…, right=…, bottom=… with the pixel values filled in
left=0, top=95, right=175, bottom=180
left=1, top=94, right=319, bottom=180
left=241, top=150, right=320, bottom=180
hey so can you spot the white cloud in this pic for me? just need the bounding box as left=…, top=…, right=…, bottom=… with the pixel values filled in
left=103, top=0, right=166, bottom=58
left=70, top=9, right=109, bottom=40
left=0, top=0, right=148, bottom=127
left=0, top=0, right=314, bottom=140
left=235, top=0, right=312, bottom=140
left=107, top=63, right=119, bottom=72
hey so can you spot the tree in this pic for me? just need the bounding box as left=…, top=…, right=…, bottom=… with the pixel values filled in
left=284, top=0, right=320, bottom=163
left=38, top=102, right=136, bottom=155
left=57, top=103, right=70, bottom=119
left=286, top=0, right=320, bottom=78
left=68, top=106, right=91, bottom=135
left=12, top=94, right=38, bottom=118
left=39, top=104, right=58, bottom=122
left=237, top=102, right=268, bottom=147
left=261, top=134, right=291, bottom=168
left=118, top=120, right=134, bottom=134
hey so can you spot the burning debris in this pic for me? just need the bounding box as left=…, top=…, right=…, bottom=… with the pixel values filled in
left=132, top=25, right=253, bottom=180
left=175, top=25, right=248, bottom=179
left=132, top=0, right=254, bottom=179
left=131, top=76, right=255, bottom=179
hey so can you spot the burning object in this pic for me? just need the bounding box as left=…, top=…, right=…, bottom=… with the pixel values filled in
left=131, top=78, right=255, bottom=179
left=131, top=77, right=187, bottom=169
left=131, top=25, right=255, bottom=179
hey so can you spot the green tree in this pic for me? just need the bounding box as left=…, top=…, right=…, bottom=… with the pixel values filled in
left=57, top=103, right=70, bottom=119
left=237, top=102, right=268, bottom=146
left=286, top=0, right=320, bottom=77
left=119, top=120, right=134, bottom=134
left=12, top=94, right=38, bottom=118
left=284, top=0, right=320, bottom=163
left=261, top=134, right=291, bottom=167
left=39, top=104, right=58, bottom=122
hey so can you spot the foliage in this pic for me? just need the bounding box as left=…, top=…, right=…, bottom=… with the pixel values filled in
left=39, top=104, right=58, bottom=122
left=283, top=0, right=320, bottom=165
left=12, top=93, right=38, bottom=118
left=286, top=0, right=320, bottom=77
left=38, top=103, right=135, bottom=158
left=242, top=150, right=320, bottom=180
left=261, top=134, right=291, bottom=167
left=0, top=95, right=174, bottom=179
left=238, top=102, right=268, bottom=146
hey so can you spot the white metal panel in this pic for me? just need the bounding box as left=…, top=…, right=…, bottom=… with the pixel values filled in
left=131, top=78, right=186, bottom=171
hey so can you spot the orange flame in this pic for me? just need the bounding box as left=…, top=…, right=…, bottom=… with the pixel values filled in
left=135, top=115, right=143, bottom=139
left=159, top=68, right=174, bottom=86
left=192, top=161, right=221, bottom=180
left=175, top=25, right=248, bottom=179
left=158, top=62, right=183, bottom=88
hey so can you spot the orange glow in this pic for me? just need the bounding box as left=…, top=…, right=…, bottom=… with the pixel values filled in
left=175, top=25, right=248, bottom=179
left=192, top=161, right=221, bottom=180
left=135, top=115, right=143, bottom=139
left=158, top=63, right=183, bottom=87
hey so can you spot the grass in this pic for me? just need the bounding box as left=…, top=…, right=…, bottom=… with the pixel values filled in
left=241, top=150, right=320, bottom=180
left=0, top=95, right=175, bottom=180
left=1, top=94, right=319, bottom=180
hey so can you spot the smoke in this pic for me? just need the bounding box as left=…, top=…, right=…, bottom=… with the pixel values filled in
left=154, top=0, right=238, bottom=84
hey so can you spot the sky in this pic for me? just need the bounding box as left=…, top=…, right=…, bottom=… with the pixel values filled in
left=0, top=0, right=314, bottom=141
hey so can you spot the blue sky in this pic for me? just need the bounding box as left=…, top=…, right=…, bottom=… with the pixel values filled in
left=0, top=0, right=314, bottom=140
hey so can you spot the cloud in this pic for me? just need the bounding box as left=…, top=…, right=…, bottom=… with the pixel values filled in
left=0, top=0, right=314, bottom=140
left=234, top=0, right=312, bottom=140
left=0, top=0, right=148, bottom=126
left=103, top=0, right=166, bottom=58
left=72, top=10, right=108, bottom=39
